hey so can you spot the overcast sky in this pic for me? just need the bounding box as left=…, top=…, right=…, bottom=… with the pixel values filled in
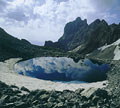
left=0, top=0, right=120, bottom=45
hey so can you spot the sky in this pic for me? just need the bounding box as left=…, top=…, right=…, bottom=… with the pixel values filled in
left=0, top=0, right=120, bottom=45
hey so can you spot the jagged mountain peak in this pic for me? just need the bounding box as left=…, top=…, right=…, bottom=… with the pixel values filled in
left=89, top=19, right=108, bottom=29
left=75, top=17, right=82, bottom=21
left=56, top=17, right=89, bottom=50
left=101, top=19, right=108, bottom=25
left=92, top=19, right=101, bottom=24
left=63, top=17, right=88, bottom=35
left=45, top=17, right=120, bottom=55
left=74, top=17, right=87, bottom=23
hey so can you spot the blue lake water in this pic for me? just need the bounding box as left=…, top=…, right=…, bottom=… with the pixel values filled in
left=14, top=57, right=110, bottom=82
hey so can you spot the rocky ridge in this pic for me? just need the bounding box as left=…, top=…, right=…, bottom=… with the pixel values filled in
left=45, top=18, right=120, bottom=55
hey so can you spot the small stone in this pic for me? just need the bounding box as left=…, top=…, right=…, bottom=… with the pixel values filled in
left=54, top=102, right=65, bottom=108
left=15, top=102, right=29, bottom=108
left=3, top=103, right=15, bottom=108
left=21, top=86, right=30, bottom=93
left=0, top=95, right=10, bottom=105
left=48, top=97, right=55, bottom=102
left=75, top=88, right=85, bottom=94
left=92, top=96, right=100, bottom=105
left=40, top=94, right=49, bottom=101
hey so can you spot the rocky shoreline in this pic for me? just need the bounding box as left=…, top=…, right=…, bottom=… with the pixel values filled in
left=0, top=81, right=118, bottom=108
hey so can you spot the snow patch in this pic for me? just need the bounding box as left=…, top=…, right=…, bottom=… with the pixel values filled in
left=113, top=46, right=120, bottom=60
left=70, top=45, right=82, bottom=52
left=98, top=39, right=120, bottom=51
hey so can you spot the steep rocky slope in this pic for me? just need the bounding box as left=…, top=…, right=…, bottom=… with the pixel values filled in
left=0, top=27, right=67, bottom=62
left=107, top=60, right=120, bottom=107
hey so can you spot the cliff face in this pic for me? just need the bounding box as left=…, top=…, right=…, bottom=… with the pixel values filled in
left=45, top=17, right=89, bottom=50
left=58, top=17, right=88, bottom=50
left=45, top=18, right=120, bottom=55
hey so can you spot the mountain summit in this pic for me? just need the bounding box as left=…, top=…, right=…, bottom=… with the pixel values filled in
left=45, top=17, right=88, bottom=50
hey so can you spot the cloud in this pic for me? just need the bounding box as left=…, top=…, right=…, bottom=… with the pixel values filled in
left=0, top=0, right=7, bottom=9
left=0, top=0, right=119, bottom=45
left=6, top=7, right=29, bottom=23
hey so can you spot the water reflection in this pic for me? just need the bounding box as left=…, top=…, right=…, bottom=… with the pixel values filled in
left=14, top=57, right=110, bottom=82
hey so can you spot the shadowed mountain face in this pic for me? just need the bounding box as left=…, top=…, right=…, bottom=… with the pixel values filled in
left=45, top=17, right=88, bottom=50
left=0, top=28, right=66, bottom=61
left=45, top=18, right=120, bottom=54
left=58, top=17, right=88, bottom=50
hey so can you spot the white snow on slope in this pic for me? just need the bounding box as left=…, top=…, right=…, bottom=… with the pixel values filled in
left=98, top=39, right=120, bottom=51
left=70, top=45, right=82, bottom=52
left=0, top=58, right=107, bottom=91
left=98, top=38, right=120, bottom=60
left=114, top=46, right=120, bottom=60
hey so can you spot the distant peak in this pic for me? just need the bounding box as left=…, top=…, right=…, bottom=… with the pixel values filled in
left=84, top=19, right=87, bottom=23
left=75, top=17, right=82, bottom=21
left=75, top=17, right=87, bottom=24
left=89, top=19, right=101, bottom=27
left=101, top=19, right=108, bottom=25
left=102, top=19, right=106, bottom=23
left=94, top=19, right=101, bottom=23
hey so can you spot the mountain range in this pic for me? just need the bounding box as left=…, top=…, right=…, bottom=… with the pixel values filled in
left=45, top=17, right=120, bottom=60
left=0, top=17, right=120, bottom=61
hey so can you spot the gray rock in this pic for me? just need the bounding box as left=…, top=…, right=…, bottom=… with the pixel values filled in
left=2, top=103, right=15, bottom=108
left=75, top=88, right=85, bottom=94
left=15, top=102, right=29, bottom=108
left=81, top=87, right=98, bottom=99
left=40, top=94, right=49, bottom=101
left=21, top=86, right=30, bottom=93
left=48, top=97, right=55, bottom=102
left=54, top=102, right=65, bottom=108
left=0, top=95, right=10, bottom=105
